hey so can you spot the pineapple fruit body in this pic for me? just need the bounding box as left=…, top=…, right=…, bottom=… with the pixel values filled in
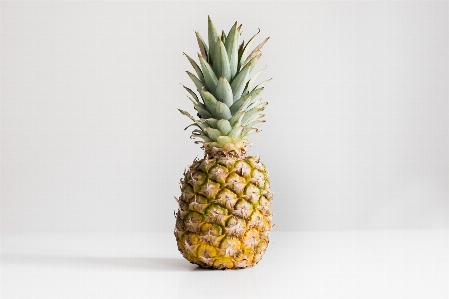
left=175, top=155, right=272, bottom=269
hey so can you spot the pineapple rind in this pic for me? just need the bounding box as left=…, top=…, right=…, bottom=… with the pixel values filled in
left=175, top=155, right=272, bottom=269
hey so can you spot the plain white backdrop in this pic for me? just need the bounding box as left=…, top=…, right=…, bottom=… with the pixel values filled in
left=1, top=2, right=449, bottom=299
left=1, top=1, right=448, bottom=234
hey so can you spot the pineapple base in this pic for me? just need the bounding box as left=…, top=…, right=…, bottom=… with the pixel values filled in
left=174, top=154, right=273, bottom=269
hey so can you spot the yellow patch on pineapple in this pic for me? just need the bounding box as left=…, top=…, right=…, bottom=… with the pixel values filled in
left=243, top=229, right=260, bottom=249
left=200, top=223, right=224, bottom=246
left=233, top=248, right=255, bottom=268
left=253, top=253, right=263, bottom=264
left=219, top=236, right=242, bottom=257
left=255, top=239, right=268, bottom=254
left=213, top=257, right=234, bottom=269
left=248, top=210, right=265, bottom=229
left=197, top=243, right=218, bottom=267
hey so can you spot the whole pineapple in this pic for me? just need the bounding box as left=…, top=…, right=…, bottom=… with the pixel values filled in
left=175, top=16, right=273, bottom=269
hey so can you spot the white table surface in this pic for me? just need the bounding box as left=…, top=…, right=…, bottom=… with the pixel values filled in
left=1, top=229, right=448, bottom=299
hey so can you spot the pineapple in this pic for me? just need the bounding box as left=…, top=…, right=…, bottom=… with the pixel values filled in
left=175, top=16, right=273, bottom=269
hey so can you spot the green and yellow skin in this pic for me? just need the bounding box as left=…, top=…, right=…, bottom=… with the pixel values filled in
left=175, top=16, right=273, bottom=269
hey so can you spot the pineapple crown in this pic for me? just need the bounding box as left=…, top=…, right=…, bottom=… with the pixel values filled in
left=179, top=16, right=271, bottom=158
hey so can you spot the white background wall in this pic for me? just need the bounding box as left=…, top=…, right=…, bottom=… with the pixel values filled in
left=1, top=1, right=448, bottom=233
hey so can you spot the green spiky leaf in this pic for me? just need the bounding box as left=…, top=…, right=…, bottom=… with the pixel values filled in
left=248, top=100, right=268, bottom=111
left=204, top=127, right=222, bottom=141
left=246, top=98, right=262, bottom=110
left=208, top=16, right=219, bottom=64
left=230, top=93, right=252, bottom=114
left=195, top=105, right=212, bottom=119
left=215, top=76, right=233, bottom=107
left=221, top=30, right=226, bottom=43
left=245, top=119, right=266, bottom=128
left=189, top=99, right=209, bottom=117
left=225, top=22, right=239, bottom=79
left=195, top=31, right=209, bottom=61
left=182, top=85, right=200, bottom=103
left=242, top=107, right=265, bottom=125
left=227, top=126, right=243, bottom=139
left=200, top=89, right=218, bottom=115
left=198, top=54, right=218, bottom=92
left=230, top=62, right=252, bottom=102
left=178, top=109, right=209, bottom=130
left=178, top=109, right=195, bottom=121
left=217, top=119, right=232, bottom=135
left=230, top=86, right=263, bottom=113
left=205, top=118, right=218, bottom=128
left=214, top=101, right=232, bottom=120
left=212, top=38, right=231, bottom=82
left=229, top=110, right=246, bottom=126
left=247, top=53, right=262, bottom=74
left=192, top=135, right=211, bottom=143
left=184, top=53, right=204, bottom=82
left=243, top=66, right=266, bottom=95
left=217, top=136, right=232, bottom=146
left=184, top=122, right=205, bottom=131
left=239, top=28, right=260, bottom=69
left=251, top=79, right=272, bottom=92
left=242, top=127, right=260, bottom=137
left=242, top=37, right=270, bottom=67
left=186, top=71, right=204, bottom=91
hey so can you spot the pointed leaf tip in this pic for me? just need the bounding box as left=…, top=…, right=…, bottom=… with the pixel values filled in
left=225, top=23, right=240, bottom=80
left=195, top=32, right=209, bottom=61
